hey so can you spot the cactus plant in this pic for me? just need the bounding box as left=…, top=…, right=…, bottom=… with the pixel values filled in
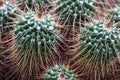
left=9, top=12, right=57, bottom=80
left=45, top=64, right=76, bottom=80
left=0, top=0, right=119, bottom=80
left=53, top=0, right=96, bottom=26
left=71, top=20, right=120, bottom=79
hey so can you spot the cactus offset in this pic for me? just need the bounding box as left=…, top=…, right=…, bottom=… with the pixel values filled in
left=71, top=20, right=120, bottom=79
left=45, top=65, right=76, bottom=80
left=9, top=12, right=57, bottom=80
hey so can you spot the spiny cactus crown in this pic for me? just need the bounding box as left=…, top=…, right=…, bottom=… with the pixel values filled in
left=45, top=65, right=75, bottom=80
left=14, top=12, right=57, bottom=52
left=55, top=0, right=95, bottom=25
left=80, top=21, right=120, bottom=64
left=0, top=0, right=16, bottom=26
left=109, top=7, right=120, bottom=22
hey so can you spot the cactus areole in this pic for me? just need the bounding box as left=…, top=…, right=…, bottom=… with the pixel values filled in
left=45, top=65, right=76, bottom=80
left=14, top=12, right=57, bottom=53
left=79, top=21, right=120, bottom=65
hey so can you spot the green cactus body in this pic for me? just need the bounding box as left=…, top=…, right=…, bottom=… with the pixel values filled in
left=10, top=12, right=57, bottom=80
left=0, top=0, right=16, bottom=27
left=71, top=21, right=120, bottom=79
left=55, top=0, right=95, bottom=25
left=45, top=65, right=76, bottom=80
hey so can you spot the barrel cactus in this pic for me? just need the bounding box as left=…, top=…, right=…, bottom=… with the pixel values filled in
left=71, top=20, right=120, bottom=79
left=0, top=0, right=16, bottom=32
left=54, top=0, right=95, bottom=26
left=9, top=12, right=57, bottom=80
left=45, top=64, right=76, bottom=80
